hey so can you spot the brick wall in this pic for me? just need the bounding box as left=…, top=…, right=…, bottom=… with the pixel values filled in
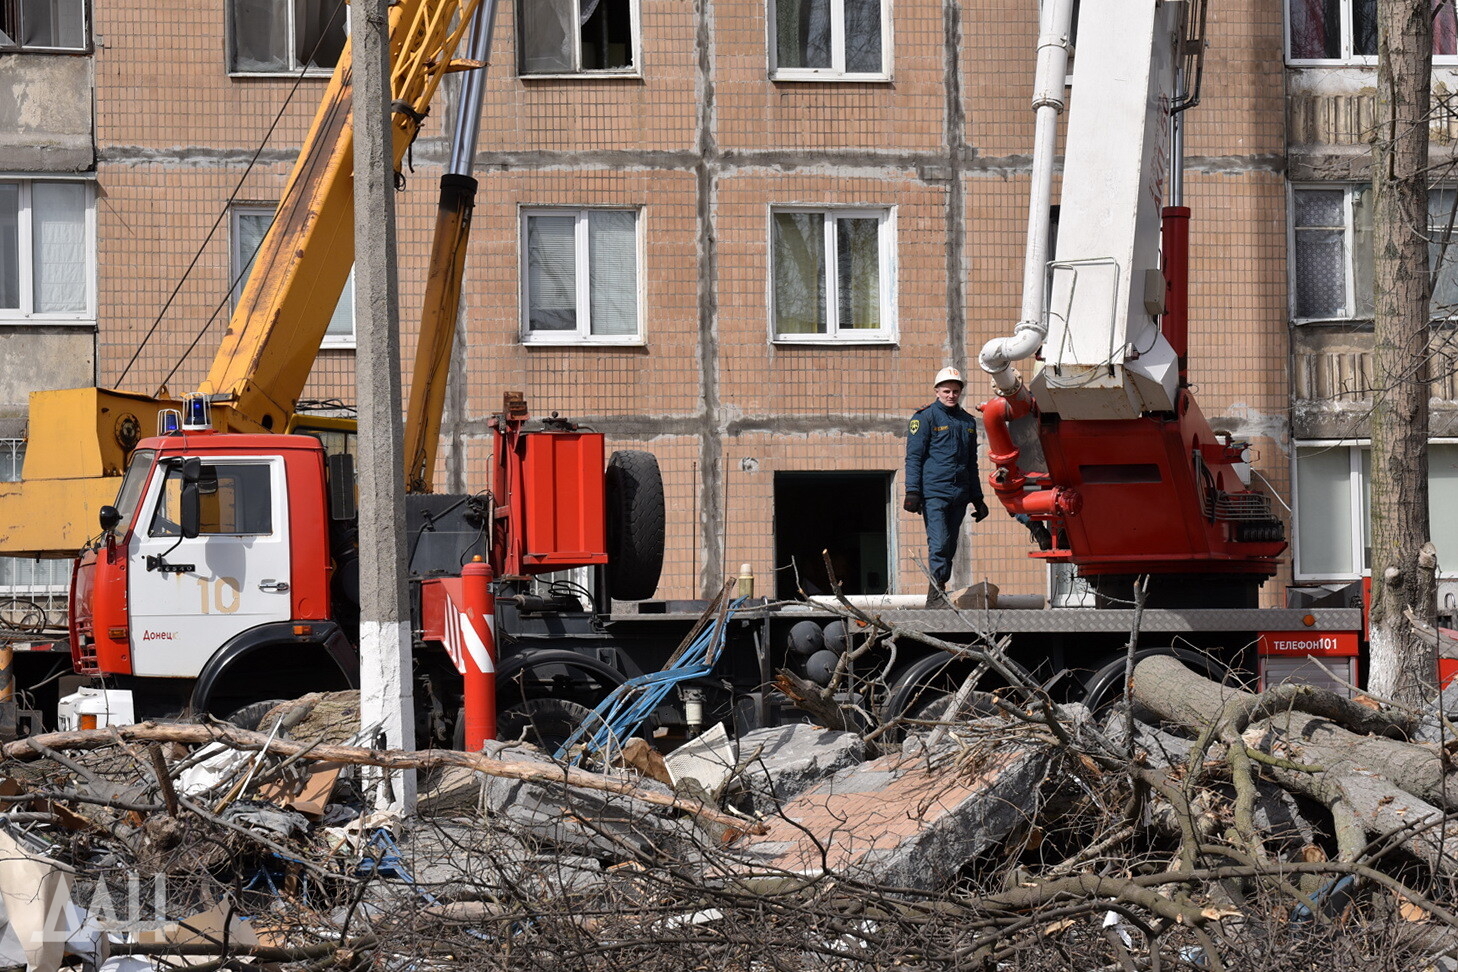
left=91, top=0, right=1297, bottom=605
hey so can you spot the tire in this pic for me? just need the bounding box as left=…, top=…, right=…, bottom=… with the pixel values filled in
left=879, top=652, right=1006, bottom=742
left=496, top=697, right=606, bottom=754
left=222, top=698, right=288, bottom=732
left=1079, top=648, right=1235, bottom=720
left=605, top=450, right=665, bottom=602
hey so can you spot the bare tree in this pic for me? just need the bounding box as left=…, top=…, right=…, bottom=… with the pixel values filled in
left=1367, top=0, right=1439, bottom=706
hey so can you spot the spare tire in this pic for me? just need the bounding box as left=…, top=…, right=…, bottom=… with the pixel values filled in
left=496, top=697, right=605, bottom=754
left=605, top=450, right=665, bottom=601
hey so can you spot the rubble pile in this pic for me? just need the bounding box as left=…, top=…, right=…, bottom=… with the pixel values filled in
left=5, top=648, right=1458, bottom=969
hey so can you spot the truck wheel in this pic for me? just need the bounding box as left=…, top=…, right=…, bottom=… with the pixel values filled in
left=223, top=698, right=288, bottom=732
left=1080, top=648, right=1235, bottom=718
left=879, top=652, right=1005, bottom=742
left=605, top=450, right=665, bottom=602
left=496, top=697, right=605, bottom=754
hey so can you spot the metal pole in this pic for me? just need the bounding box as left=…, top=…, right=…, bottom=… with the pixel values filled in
left=448, top=0, right=499, bottom=176
left=460, top=557, right=497, bottom=747
left=0, top=643, right=14, bottom=741
left=353, top=0, right=416, bottom=812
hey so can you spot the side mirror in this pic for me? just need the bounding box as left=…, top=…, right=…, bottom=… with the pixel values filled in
left=178, top=458, right=202, bottom=539
left=328, top=453, right=357, bottom=521
left=98, top=506, right=122, bottom=533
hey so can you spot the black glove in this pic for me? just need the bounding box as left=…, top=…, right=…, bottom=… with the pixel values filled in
left=972, top=499, right=990, bottom=522
left=903, top=492, right=922, bottom=514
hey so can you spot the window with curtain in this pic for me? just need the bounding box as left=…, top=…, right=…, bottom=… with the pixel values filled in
left=772, top=208, right=894, bottom=342
left=771, top=0, right=888, bottom=79
left=1288, top=0, right=1457, bottom=61
left=518, top=0, right=636, bottom=75
left=1294, top=443, right=1458, bottom=579
left=1291, top=185, right=1458, bottom=322
left=0, top=440, right=69, bottom=591
left=232, top=207, right=354, bottom=346
left=0, top=0, right=88, bottom=51
left=230, top=0, right=348, bottom=73
left=522, top=209, right=641, bottom=342
left=0, top=179, right=92, bottom=321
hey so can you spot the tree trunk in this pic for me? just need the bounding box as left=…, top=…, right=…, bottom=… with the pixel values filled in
left=1132, top=656, right=1458, bottom=873
left=1367, top=0, right=1437, bottom=707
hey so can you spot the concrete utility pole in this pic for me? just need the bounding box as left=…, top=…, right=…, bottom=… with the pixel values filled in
left=352, top=0, right=416, bottom=810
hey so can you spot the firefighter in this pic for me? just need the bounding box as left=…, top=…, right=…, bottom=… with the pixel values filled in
left=903, top=366, right=989, bottom=601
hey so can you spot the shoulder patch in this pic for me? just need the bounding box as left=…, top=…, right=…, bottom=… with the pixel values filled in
left=909, top=418, right=921, bottom=435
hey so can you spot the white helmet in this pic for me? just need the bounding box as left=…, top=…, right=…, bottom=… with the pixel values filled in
left=933, top=366, right=964, bottom=387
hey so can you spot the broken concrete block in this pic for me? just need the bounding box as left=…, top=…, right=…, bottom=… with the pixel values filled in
left=473, top=740, right=709, bottom=862
left=726, top=738, right=1052, bottom=892
left=731, top=723, right=868, bottom=814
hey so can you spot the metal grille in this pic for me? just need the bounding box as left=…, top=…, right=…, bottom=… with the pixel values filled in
left=1206, top=489, right=1275, bottom=521
left=0, top=439, right=69, bottom=631
left=1259, top=656, right=1358, bottom=697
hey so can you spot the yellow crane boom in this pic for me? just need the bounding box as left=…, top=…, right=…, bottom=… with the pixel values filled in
left=0, top=0, right=485, bottom=557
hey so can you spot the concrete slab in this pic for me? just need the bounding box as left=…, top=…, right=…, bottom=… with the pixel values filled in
left=725, top=740, right=1051, bottom=892
left=732, top=724, right=868, bottom=814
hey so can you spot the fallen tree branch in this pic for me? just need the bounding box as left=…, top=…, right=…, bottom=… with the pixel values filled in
left=1134, top=655, right=1458, bottom=871
left=3, top=722, right=767, bottom=836
left=109, top=934, right=379, bottom=960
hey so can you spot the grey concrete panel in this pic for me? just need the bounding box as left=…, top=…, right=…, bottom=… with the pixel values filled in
left=0, top=55, right=94, bottom=171
left=0, top=328, right=95, bottom=407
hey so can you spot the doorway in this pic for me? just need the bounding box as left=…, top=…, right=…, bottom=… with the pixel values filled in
left=773, top=472, right=891, bottom=599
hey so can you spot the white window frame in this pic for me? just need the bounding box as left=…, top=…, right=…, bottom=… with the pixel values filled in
left=0, top=0, right=90, bottom=52
left=769, top=206, right=897, bottom=344
left=516, top=0, right=641, bottom=79
left=227, top=0, right=349, bottom=77
left=518, top=207, right=645, bottom=346
left=230, top=205, right=355, bottom=348
left=1292, top=439, right=1458, bottom=581
left=1290, top=183, right=1458, bottom=323
left=768, top=0, right=892, bottom=81
left=0, top=176, right=95, bottom=324
left=1285, top=0, right=1458, bottom=65
left=1289, top=184, right=1369, bottom=324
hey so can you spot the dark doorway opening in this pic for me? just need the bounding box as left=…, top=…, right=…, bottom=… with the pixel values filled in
left=774, top=472, right=891, bottom=599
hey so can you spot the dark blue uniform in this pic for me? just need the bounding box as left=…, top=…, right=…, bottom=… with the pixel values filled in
left=905, top=400, right=985, bottom=588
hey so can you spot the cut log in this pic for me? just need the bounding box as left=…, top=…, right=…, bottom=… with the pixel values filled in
left=1132, top=655, right=1458, bottom=873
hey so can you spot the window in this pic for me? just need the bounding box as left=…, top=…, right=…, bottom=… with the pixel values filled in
left=151, top=462, right=274, bottom=537
left=772, top=208, right=894, bottom=342
left=518, top=0, right=636, bottom=75
left=0, top=0, right=88, bottom=51
left=0, top=179, right=93, bottom=322
left=1291, top=186, right=1372, bottom=321
left=229, top=0, right=348, bottom=73
left=0, top=441, right=70, bottom=592
left=770, top=0, right=889, bottom=79
left=1294, top=442, right=1458, bottom=578
left=232, top=207, right=353, bottom=346
left=521, top=209, right=641, bottom=343
left=1291, top=185, right=1458, bottom=322
left=1288, top=0, right=1457, bottom=61
left=0, top=0, right=85, bottom=51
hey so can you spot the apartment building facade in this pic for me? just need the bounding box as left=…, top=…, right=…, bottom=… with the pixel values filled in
left=5, top=0, right=1449, bottom=612
left=0, top=0, right=96, bottom=618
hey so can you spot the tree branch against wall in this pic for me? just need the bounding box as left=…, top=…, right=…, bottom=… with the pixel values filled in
left=1368, top=0, right=1438, bottom=705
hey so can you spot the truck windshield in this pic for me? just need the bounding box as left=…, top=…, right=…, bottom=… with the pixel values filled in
left=110, top=449, right=156, bottom=537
